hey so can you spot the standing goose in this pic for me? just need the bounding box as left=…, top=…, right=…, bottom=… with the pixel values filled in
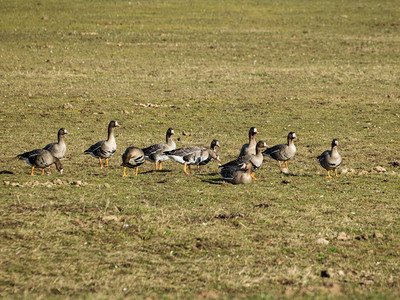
left=197, top=139, right=220, bottom=169
left=142, top=128, right=176, bottom=170
left=263, top=132, right=296, bottom=171
left=220, top=141, right=268, bottom=180
left=17, top=149, right=63, bottom=176
left=318, top=139, right=342, bottom=178
left=43, top=128, right=69, bottom=159
left=220, top=161, right=253, bottom=184
left=84, top=120, right=120, bottom=168
left=121, top=146, right=145, bottom=177
left=164, top=140, right=220, bottom=174
left=239, top=127, right=259, bottom=157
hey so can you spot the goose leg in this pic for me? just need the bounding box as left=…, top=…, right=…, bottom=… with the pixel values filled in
left=155, top=162, right=158, bottom=170
left=188, top=165, right=192, bottom=174
left=158, top=162, right=162, bottom=170
left=334, top=169, right=339, bottom=177
left=99, top=158, right=104, bottom=168
left=183, top=163, right=189, bottom=174
left=123, top=167, right=129, bottom=177
left=41, top=168, right=45, bottom=175
left=30, top=166, right=36, bottom=176
left=251, top=172, right=258, bottom=180
left=326, top=170, right=333, bottom=179
left=105, top=159, right=109, bottom=167
left=135, top=167, right=139, bottom=176
left=284, top=161, right=288, bottom=169
left=197, top=165, right=200, bottom=170
left=278, top=161, right=282, bottom=170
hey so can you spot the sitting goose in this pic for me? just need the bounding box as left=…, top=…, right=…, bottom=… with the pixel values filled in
left=84, top=120, right=120, bottom=168
left=220, top=141, right=268, bottom=180
left=17, top=149, right=63, bottom=176
left=121, top=146, right=145, bottom=177
left=220, top=161, right=253, bottom=184
left=239, top=127, right=259, bottom=157
left=318, top=139, right=342, bottom=178
left=263, top=132, right=296, bottom=171
left=142, top=128, right=175, bottom=170
left=164, top=140, right=221, bottom=174
left=43, top=128, right=69, bottom=159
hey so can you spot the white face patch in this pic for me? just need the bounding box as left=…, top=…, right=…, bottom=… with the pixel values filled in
left=293, top=133, right=296, bottom=138
left=115, top=121, right=119, bottom=126
left=171, top=130, right=174, bottom=134
left=254, top=128, right=257, bottom=133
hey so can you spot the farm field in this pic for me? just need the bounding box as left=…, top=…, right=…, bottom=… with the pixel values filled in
left=1, top=0, right=399, bottom=298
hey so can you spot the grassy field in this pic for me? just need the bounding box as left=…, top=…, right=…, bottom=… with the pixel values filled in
left=1, top=0, right=399, bottom=298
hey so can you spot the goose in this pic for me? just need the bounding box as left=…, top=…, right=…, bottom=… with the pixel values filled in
left=220, top=141, right=267, bottom=180
left=197, top=139, right=220, bottom=169
left=84, top=120, right=120, bottom=168
left=164, top=140, right=221, bottom=174
left=17, top=149, right=63, bottom=176
left=121, top=146, right=145, bottom=177
left=318, top=139, right=342, bottom=178
left=239, top=127, right=258, bottom=157
left=220, top=161, right=253, bottom=184
left=263, top=132, right=296, bottom=170
left=142, top=128, right=175, bottom=170
left=43, top=128, right=69, bottom=159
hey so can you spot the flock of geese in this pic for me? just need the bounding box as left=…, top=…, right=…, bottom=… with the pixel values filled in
left=17, top=120, right=343, bottom=184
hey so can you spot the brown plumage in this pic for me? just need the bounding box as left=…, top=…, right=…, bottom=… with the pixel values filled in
left=17, top=149, right=63, bottom=176
left=318, top=139, right=342, bottom=178
left=220, top=161, right=254, bottom=184
left=43, top=128, right=69, bottom=159
left=239, top=127, right=259, bottom=157
left=263, top=132, right=296, bottom=170
left=84, top=120, right=120, bottom=168
left=121, top=146, right=145, bottom=177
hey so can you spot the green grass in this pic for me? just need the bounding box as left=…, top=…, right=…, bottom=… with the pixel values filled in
left=1, top=0, right=399, bottom=298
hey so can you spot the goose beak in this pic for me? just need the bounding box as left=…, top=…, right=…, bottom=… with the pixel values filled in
left=59, top=169, right=64, bottom=174
left=65, top=130, right=69, bottom=134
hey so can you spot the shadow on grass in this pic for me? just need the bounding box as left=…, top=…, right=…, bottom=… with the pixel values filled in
left=0, top=170, right=14, bottom=175
left=201, top=177, right=225, bottom=185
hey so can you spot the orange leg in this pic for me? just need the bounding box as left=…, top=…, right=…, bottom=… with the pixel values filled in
left=251, top=172, right=258, bottom=180
left=183, top=163, right=189, bottom=174
left=278, top=161, right=282, bottom=170
left=99, top=158, right=104, bottom=168
left=334, top=169, right=339, bottom=177
left=158, top=162, right=162, bottom=170
left=30, top=166, right=36, bottom=176
left=326, top=170, right=333, bottom=179
left=123, top=167, right=129, bottom=177
left=284, top=161, right=288, bottom=169
left=135, top=167, right=139, bottom=176
left=105, top=159, right=109, bottom=167
left=197, top=165, right=200, bottom=170
left=154, top=162, right=158, bottom=170
left=188, top=165, right=192, bottom=174
left=41, top=168, right=45, bottom=175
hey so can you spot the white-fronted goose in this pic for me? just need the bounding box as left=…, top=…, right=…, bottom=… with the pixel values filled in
left=84, top=120, right=120, bottom=168
left=121, top=146, right=145, bottom=177
left=197, top=139, right=220, bottom=169
left=239, top=127, right=259, bottom=157
left=142, top=128, right=175, bottom=170
left=318, top=139, right=342, bottom=178
left=221, top=141, right=267, bottom=180
left=164, top=140, right=221, bottom=174
left=263, top=131, right=296, bottom=170
left=220, top=161, right=253, bottom=184
left=17, top=149, right=63, bottom=176
left=43, top=128, right=69, bottom=159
